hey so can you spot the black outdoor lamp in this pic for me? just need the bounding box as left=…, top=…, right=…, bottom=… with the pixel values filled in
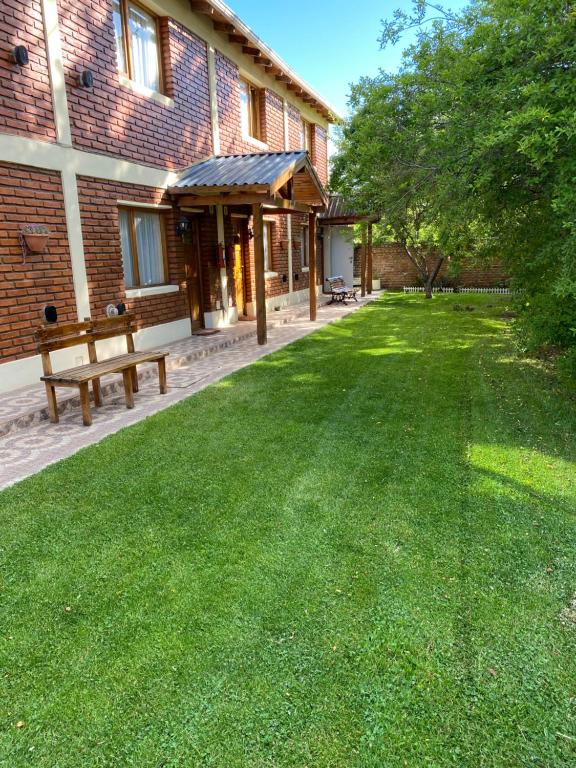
left=11, top=45, right=29, bottom=67
left=176, top=215, right=190, bottom=238
left=78, top=69, right=94, bottom=88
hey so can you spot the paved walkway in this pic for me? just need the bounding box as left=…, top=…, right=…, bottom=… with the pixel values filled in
left=0, top=294, right=378, bottom=490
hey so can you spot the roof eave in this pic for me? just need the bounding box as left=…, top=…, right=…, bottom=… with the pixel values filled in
left=189, top=0, right=342, bottom=122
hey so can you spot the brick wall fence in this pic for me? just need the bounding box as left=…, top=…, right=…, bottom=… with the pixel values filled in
left=355, top=243, right=508, bottom=289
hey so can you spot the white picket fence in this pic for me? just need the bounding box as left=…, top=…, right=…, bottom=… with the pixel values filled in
left=403, top=286, right=510, bottom=294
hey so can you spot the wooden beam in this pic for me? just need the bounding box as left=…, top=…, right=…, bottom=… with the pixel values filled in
left=228, top=33, right=248, bottom=44
left=252, top=203, right=267, bottom=345
left=189, top=1, right=214, bottom=14
left=242, top=45, right=261, bottom=56
left=213, top=21, right=234, bottom=31
left=275, top=74, right=291, bottom=83
left=309, top=211, right=317, bottom=322
left=367, top=222, right=373, bottom=295
left=360, top=222, right=367, bottom=297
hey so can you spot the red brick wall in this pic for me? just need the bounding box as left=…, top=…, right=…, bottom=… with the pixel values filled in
left=0, top=0, right=56, bottom=141
left=58, top=1, right=212, bottom=169
left=76, top=177, right=190, bottom=328
left=0, top=163, right=76, bottom=362
left=359, top=243, right=508, bottom=289
left=287, top=103, right=301, bottom=151
left=261, top=89, right=284, bottom=152
left=313, top=125, right=328, bottom=185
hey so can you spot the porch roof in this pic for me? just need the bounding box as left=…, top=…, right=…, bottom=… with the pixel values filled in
left=319, top=195, right=380, bottom=225
left=169, top=151, right=327, bottom=210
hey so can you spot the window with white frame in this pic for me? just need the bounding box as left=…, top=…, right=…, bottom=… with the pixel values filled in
left=112, top=0, right=163, bottom=92
left=301, top=118, right=313, bottom=154
left=300, top=225, right=309, bottom=268
left=263, top=221, right=274, bottom=272
left=119, top=207, right=167, bottom=288
left=240, top=79, right=262, bottom=141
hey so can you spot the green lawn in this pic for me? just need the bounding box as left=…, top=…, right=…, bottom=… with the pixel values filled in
left=1, top=293, right=576, bottom=767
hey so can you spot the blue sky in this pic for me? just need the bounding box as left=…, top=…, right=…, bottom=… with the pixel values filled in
left=229, top=0, right=471, bottom=117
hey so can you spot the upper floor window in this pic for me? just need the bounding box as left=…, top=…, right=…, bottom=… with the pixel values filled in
left=240, top=79, right=262, bottom=141
left=119, top=207, right=168, bottom=288
left=113, top=0, right=163, bottom=93
left=300, top=118, right=313, bottom=154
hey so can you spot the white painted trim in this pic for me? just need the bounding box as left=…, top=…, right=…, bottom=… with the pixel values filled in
left=0, top=318, right=192, bottom=395
left=206, top=44, right=221, bottom=156
left=245, top=283, right=319, bottom=316
left=265, top=271, right=279, bottom=278
left=230, top=213, right=249, bottom=218
left=41, top=0, right=72, bottom=146
left=203, top=306, right=238, bottom=329
left=0, top=134, right=178, bottom=188
left=301, top=267, right=310, bottom=273
left=118, top=73, right=174, bottom=108
left=117, top=200, right=173, bottom=210
left=61, top=168, right=90, bottom=320
left=283, top=99, right=289, bottom=151
left=242, top=133, right=268, bottom=151
left=125, top=284, right=180, bottom=298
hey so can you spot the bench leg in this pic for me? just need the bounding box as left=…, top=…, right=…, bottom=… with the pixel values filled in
left=79, top=383, right=92, bottom=426
left=158, top=357, right=167, bottom=394
left=131, top=367, right=139, bottom=393
left=92, top=378, right=103, bottom=407
left=122, top=370, right=135, bottom=409
left=45, top=383, right=59, bottom=424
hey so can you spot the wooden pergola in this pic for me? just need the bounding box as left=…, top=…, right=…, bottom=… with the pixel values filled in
left=169, top=152, right=328, bottom=345
left=319, top=196, right=380, bottom=297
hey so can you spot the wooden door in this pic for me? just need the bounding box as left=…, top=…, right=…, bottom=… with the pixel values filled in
left=232, top=219, right=247, bottom=316
left=184, top=219, right=204, bottom=330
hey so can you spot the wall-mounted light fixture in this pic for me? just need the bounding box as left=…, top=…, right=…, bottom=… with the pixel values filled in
left=78, top=69, right=94, bottom=88
left=11, top=45, right=29, bottom=67
left=176, top=215, right=190, bottom=238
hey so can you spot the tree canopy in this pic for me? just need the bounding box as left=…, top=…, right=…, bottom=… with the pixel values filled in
left=331, top=0, right=576, bottom=349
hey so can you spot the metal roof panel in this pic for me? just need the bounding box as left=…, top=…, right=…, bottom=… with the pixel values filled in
left=171, top=151, right=308, bottom=190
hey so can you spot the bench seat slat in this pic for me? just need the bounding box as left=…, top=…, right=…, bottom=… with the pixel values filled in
left=41, top=351, right=168, bottom=385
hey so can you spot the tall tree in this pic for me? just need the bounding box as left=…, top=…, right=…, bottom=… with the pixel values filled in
left=332, top=0, right=576, bottom=349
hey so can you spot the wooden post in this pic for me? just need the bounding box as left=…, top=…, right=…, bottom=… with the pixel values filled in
left=360, top=223, right=367, bottom=297
left=308, top=211, right=317, bottom=321
left=367, top=222, right=373, bottom=295
left=252, top=203, right=267, bottom=345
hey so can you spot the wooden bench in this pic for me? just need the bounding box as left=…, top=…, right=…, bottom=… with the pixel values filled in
left=326, top=275, right=358, bottom=304
left=35, top=314, right=168, bottom=426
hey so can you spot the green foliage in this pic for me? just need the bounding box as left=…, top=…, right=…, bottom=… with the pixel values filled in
left=331, top=0, right=576, bottom=362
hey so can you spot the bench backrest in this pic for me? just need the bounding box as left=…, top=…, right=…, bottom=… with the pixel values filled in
left=327, top=275, right=346, bottom=289
left=35, top=314, right=137, bottom=376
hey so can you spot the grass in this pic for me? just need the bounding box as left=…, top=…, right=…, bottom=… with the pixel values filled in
left=1, top=293, right=576, bottom=767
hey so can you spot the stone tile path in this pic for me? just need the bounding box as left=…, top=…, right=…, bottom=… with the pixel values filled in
left=0, top=294, right=378, bottom=490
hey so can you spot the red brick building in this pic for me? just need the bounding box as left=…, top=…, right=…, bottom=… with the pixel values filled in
left=0, top=0, right=336, bottom=392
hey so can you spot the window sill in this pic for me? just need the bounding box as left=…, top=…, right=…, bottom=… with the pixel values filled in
left=126, top=284, right=179, bottom=298
left=242, top=132, right=268, bottom=150
left=118, top=74, right=174, bottom=108
left=301, top=267, right=310, bottom=273
left=265, top=271, right=279, bottom=278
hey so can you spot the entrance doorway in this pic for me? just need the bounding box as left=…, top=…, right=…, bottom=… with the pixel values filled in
left=232, top=218, right=248, bottom=317
left=184, top=218, right=204, bottom=330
